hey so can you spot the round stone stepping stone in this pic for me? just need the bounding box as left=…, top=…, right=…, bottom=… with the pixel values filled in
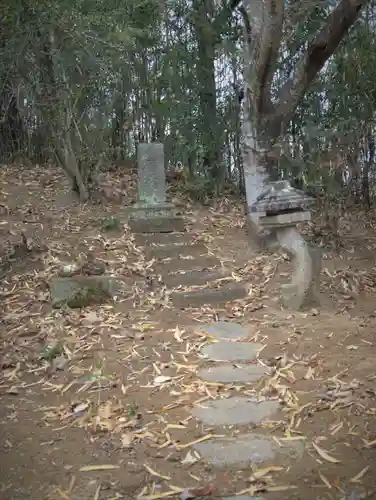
left=193, top=432, right=304, bottom=468
left=200, top=341, right=263, bottom=362
left=191, top=397, right=279, bottom=426
left=198, top=363, right=267, bottom=383
left=195, top=321, right=250, bottom=340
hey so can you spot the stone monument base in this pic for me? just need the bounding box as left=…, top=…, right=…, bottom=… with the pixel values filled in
left=127, top=202, right=178, bottom=220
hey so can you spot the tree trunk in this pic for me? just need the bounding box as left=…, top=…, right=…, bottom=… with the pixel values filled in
left=192, top=0, right=220, bottom=182
left=241, top=0, right=370, bottom=221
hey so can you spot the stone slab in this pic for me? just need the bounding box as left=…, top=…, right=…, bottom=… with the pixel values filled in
left=162, top=269, right=226, bottom=288
left=259, top=211, right=311, bottom=227
left=127, top=202, right=177, bottom=220
left=137, top=142, right=166, bottom=204
left=198, top=363, right=267, bottom=383
left=193, top=432, right=304, bottom=468
left=171, top=284, right=247, bottom=308
left=191, top=397, right=279, bottom=426
left=154, top=255, right=219, bottom=274
left=49, top=276, right=132, bottom=308
left=134, top=232, right=191, bottom=246
left=195, top=321, right=250, bottom=341
left=129, top=217, right=185, bottom=234
left=200, top=341, right=263, bottom=362
left=145, top=243, right=208, bottom=260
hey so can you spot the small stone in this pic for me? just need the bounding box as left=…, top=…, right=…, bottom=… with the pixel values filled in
left=198, top=364, right=267, bottom=383
left=200, top=341, right=263, bottom=362
left=193, top=432, right=304, bottom=467
left=195, top=321, right=250, bottom=340
left=52, top=355, right=68, bottom=371
left=191, top=397, right=279, bottom=426
left=58, top=263, right=81, bottom=277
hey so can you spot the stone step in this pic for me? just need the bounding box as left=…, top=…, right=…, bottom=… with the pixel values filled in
left=191, top=397, right=279, bottom=426
left=134, top=232, right=191, bottom=246
left=154, top=255, right=220, bottom=274
left=162, top=269, right=226, bottom=288
left=200, top=341, right=263, bottom=362
left=129, top=217, right=185, bottom=234
left=194, top=321, right=251, bottom=341
left=170, top=283, right=247, bottom=308
left=193, top=432, right=304, bottom=468
left=198, top=363, right=267, bottom=383
left=145, top=243, right=208, bottom=260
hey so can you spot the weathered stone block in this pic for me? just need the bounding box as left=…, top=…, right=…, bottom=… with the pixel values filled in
left=145, top=243, right=207, bottom=260
left=134, top=232, right=191, bottom=246
left=194, top=321, right=250, bottom=340
left=191, top=397, right=279, bottom=426
left=170, top=283, right=247, bottom=308
left=129, top=217, right=185, bottom=234
left=198, top=363, right=267, bottom=383
left=50, top=276, right=132, bottom=308
left=154, top=255, right=219, bottom=274
left=193, top=432, right=304, bottom=467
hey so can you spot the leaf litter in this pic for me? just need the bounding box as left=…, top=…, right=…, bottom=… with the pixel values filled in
left=1, top=167, right=376, bottom=498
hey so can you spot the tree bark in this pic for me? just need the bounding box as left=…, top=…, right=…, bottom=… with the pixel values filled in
left=241, top=0, right=370, bottom=219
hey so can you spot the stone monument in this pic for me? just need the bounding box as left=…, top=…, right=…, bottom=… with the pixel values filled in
left=251, top=181, right=321, bottom=309
left=128, top=143, right=184, bottom=233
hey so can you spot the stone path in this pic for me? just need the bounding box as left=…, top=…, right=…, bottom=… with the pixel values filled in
left=132, top=217, right=248, bottom=308
left=189, top=321, right=304, bottom=472
left=130, top=215, right=305, bottom=499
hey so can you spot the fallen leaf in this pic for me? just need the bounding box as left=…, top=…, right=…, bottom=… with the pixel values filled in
left=174, top=325, right=184, bottom=343
left=144, top=464, right=171, bottom=481
left=250, top=466, right=283, bottom=481
left=265, top=485, right=298, bottom=492
left=319, top=471, right=332, bottom=488
left=181, top=451, right=199, bottom=465
left=304, top=366, right=315, bottom=380
left=153, top=375, right=172, bottom=386
left=350, top=466, right=370, bottom=483
left=312, top=442, right=341, bottom=464
left=79, top=464, right=120, bottom=472
left=121, top=432, right=134, bottom=448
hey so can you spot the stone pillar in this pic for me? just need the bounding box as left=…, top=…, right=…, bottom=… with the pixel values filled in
left=276, top=226, right=321, bottom=309
left=129, top=142, right=177, bottom=220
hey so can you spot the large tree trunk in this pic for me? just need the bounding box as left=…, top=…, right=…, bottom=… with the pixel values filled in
left=241, top=0, right=370, bottom=222
left=192, top=0, right=220, bottom=181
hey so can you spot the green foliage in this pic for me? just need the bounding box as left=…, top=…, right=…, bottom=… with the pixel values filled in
left=1, top=0, right=376, bottom=204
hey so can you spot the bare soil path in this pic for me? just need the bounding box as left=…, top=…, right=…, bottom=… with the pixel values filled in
left=1, top=165, right=376, bottom=500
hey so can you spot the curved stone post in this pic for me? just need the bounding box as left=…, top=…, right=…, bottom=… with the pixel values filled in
left=276, top=226, right=321, bottom=309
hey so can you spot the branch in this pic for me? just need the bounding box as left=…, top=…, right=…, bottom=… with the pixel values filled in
left=243, top=0, right=284, bottom=116
left=275, top=0, right=370, bottom=124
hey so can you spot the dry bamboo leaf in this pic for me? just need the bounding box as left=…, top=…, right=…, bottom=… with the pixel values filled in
left=79, top=464, right=120, bottom=472
left=177, top=433, right=225, bottom=450
left=250, top=466, right=283, bottom=480
left=319, top=472, right=332, bottom=488
left=173, top=326, right=184, bottom=343
left=350, top=465, right=370, bottom=483
left=266, top=485, right=298, bottom=492
left=138, top=488, right=184, bottom=500
left=363, top=439, right=376, bottom=448
left=144, top=464, right=171, bottom=481
left=312, top=442, right=341, bottom=464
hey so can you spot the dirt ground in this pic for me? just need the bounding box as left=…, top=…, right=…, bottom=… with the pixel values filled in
left=1, top=164, right=376, bottom=500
